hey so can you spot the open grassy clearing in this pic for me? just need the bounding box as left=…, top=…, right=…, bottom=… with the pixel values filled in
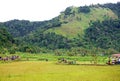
left=46, top=7, right=117, bottom=38
left=0, top=61, right=120, bottom=81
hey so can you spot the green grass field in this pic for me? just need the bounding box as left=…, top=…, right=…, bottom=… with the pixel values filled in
left=0, top=53, right=108, bottom=64
left=0, top=61, right=120, bottom=81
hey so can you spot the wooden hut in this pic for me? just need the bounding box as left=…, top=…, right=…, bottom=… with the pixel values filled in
left=112, top=54, right=120, bottom=58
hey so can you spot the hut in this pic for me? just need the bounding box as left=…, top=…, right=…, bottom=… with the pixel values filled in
left=111, top=54, right=120, bottom=64
left=112, top=54, right=120, bottom=58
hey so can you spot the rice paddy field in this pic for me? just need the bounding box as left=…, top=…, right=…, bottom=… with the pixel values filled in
left=0, top=54, right=120, bottom=81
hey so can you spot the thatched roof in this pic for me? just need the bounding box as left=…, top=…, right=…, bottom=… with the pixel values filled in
left=112, top=54, right=120, bottom=58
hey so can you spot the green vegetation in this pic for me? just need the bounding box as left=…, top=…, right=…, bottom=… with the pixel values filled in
left=0, top=52, right=119, bottom=81
left=0, top=61, right=120, bottom=81
left=0, top=28, right=14, bottom=47
left=101, top=2, right=120, bottom=18
left=85, top=19, right=120, bottom=51
left=0, top=2, right=120, bottom=81
left=0, top=27, right=15, bottom=54
left=78, top=6, right=90, bottom=13
left=47, top=7, right=117, bottom=38
left=0, top=2, right=120, bottom=54
left=0, top=53, right=107, bottom=63
left=3, top=18, right=61, bottom=37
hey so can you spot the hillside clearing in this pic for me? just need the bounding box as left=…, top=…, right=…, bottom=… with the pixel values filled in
left=46, top=7, right=117, bottom=38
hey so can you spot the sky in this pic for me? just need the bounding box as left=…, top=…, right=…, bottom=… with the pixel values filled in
left=0, top=0, right=120, bottom=22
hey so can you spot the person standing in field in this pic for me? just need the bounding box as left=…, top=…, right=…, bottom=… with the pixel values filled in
left=118, top=57, right=120, bottom=64
left=112, top=57, right=116, bottom=64
left=107, top=57, right=111, bottom=65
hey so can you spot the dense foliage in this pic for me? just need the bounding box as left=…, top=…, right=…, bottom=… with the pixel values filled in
left=78, top=6, right=90, bottom=13
left=64, top=7, right=73, bottom=15
left=23, top=32, right=71, bottom=50
left=0, top=27, right=16, bottom=54
left=85, top=19, right=120, bottom=51
left=0, top=27, right=14, bottom=48
left=101, top=2, right=120, bottom=18
left=3, top=18, right=61, bottom=37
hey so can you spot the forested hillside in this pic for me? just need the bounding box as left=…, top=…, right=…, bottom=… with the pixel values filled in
left=0, top=28, right=14, bottom=47
left=3, top=18, right=61, bottom=37
left=85, top=19, right=120, bottom=51
left=0, top=26, right=15, bottom=54
left=0, top=2, right=120, bottom=54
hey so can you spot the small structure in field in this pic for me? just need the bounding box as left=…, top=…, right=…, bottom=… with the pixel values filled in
left=111, top=54, right=120, bottom=64
left=57, top=58, right=76, bottom=65
left=0, top=55, right=20, bottom=62
left=112, top=54, right=120, bottom=58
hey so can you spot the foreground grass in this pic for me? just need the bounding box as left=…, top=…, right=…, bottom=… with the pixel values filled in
left=0, top=61, right=120, bottom=81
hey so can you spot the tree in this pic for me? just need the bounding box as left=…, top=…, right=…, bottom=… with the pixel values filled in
left=64, top=7, right=72, bottom=15
left=78, top=6, right=90, bottom=13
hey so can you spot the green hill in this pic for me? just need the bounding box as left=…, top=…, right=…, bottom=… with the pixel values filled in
left=46, top=7, right=117, bottom=38
left=0, top=2, right=120, bottom=53
left=0, top=4, right=118, bottom=39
